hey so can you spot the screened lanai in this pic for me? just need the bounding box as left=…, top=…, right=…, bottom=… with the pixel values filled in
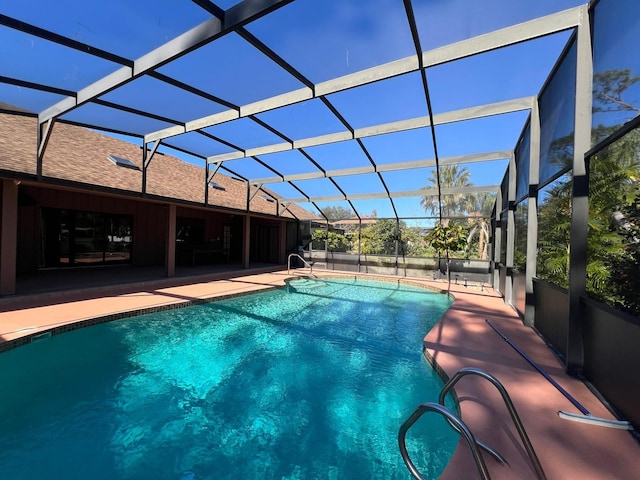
left=2, top=0, right=583, bottom=222
left=0, top=0, right=588, bottom=298
left=1, top=0, right=640, bottom=434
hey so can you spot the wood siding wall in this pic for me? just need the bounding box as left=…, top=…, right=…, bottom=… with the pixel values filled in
left=17, top=186, right=167, bottom=271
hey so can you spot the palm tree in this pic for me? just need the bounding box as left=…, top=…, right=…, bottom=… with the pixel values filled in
left=466, top=192, right=496, bottom=260
left=421, top=165, right=474, bottom=224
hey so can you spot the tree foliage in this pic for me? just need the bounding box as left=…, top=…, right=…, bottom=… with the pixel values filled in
left=321, top=206, right=354, bottom=221
left=513, top=201, right=528, bottom=272
left=424, top=224, right=468, bottom=255
left=400, top=225, right=433, bottom=257
left=311, top=229, right=349, bottom=252
left=424, top=223, right=468, bottom=285
left=420, top=166, right=493, bottom=259
left=537, top=177, right=572, bottom=288
left=356, top=219, right=434, bottom=256
left=585, top=69, right=640, bottom=313
left=465, top=192, right=495, bottom=260
left=421, top=165, right=474, bottom=222
left=586, top=128, right=640, bottom=312
left=592, top=69, right=640, bottom=114
left=360, top=219, right=399, bottom=255
left=536, top=69, right=640, bottom=317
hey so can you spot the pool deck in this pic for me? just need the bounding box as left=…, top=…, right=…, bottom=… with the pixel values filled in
left=0, top=267, right=638, bottom=479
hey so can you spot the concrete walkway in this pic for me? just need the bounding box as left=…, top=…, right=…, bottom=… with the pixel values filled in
left=0, top=269, right=638, bottom=479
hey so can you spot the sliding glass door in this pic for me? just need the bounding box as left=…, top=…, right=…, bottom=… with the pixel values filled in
left=41, top=208, right=132, bottom=267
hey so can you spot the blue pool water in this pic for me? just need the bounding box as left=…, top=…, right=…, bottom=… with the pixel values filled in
left=0, top=278, right=457, bottom=479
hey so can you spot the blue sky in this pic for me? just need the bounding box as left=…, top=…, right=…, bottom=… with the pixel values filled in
left=0, top=0, right=587, bottom=220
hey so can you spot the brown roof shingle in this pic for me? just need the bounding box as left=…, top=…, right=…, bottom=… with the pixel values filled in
left=0, top=112, right=319, bottom=220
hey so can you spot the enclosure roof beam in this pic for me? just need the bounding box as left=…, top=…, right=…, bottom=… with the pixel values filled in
left=284, top=185, right=499, bottom=204
left=163, top=90, right=532, bottom=152
left=206, top=98, right=532, bottom=165
left=422, top=6, right=581, bottom=67
left=146, top=6, right=579, bottom=144
left=249, top=150, right=512, bottom=185
left=39, top=0, right=294, bottom=124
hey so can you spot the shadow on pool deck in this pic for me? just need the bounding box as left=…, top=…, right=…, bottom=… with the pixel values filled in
left=0, top=269, right=638, bottom=479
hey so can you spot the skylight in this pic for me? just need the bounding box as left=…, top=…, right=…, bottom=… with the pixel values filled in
left=208, top=180, right=226, bottom=191
left=107, top=155, right=140, bottom=170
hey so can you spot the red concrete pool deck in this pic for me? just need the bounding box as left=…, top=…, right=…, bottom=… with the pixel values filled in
left=427, top=282, right=640, bottom=480
left=0, top=269, right=638, bottom=479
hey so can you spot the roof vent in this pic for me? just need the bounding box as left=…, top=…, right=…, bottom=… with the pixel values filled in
left=259, top=194, right=275, bottom=203
left=108, top=155, right=140, bottom=170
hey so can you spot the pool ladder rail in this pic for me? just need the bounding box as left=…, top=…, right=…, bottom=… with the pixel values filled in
left=287, top=253, right=319, bottom=277
left=398, top=367, right=546, bottom=480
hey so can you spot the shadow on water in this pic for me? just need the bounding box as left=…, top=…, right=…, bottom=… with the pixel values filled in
left=0, top=277, right=457, bottom=479
left=0, top=324, right=135, bottom=478
left=192, top=281, right=451, bottom=363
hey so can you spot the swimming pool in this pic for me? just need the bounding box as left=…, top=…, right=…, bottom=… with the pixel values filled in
left=0, top=277, right=457, bottom=479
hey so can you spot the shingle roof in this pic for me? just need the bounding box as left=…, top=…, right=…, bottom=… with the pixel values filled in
left=331, top=216, right=378, bottom=226
left=0, top=112, right=320, bottom=221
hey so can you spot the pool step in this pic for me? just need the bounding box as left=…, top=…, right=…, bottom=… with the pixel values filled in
left=288, top=278, right=325, bottom=290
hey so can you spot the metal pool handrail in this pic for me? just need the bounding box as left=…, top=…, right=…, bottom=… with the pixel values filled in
left=287, top=253, right=316, bottom=276
left=438, top=367, right=547, bottom=480
left=398, top=402, right=490, bottom=480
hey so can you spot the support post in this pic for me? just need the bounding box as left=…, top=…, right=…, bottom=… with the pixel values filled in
left=394, top=218, right=400, bottom=276
left=0, top=180, right=19, bottom=295
left=279, top=219, right=287, bottom=265
left=142, top=143, right=148, bottom=196
left=165, top=204, right=176, bottom=277
left=357, top=218, right=362, bottom=273
left=37, top=118, right=54, bottom=180
left=493, top=189, right=503, bottom=290
left=142, top=140, right=160, bottom=196
left=204, top=163, right=210, bottom=206
left=567, top=6, right=593, bottom=375
left=505, top=154, right=516, bottom=305
left=243, top=215, right=251, bottom=269
left=525, top=102, right=541, bottom=327
left=324, top=221, right=328, bottom=263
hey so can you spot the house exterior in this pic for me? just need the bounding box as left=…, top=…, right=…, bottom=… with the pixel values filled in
left=330, top=215, right=378, bottom=232
left=0, top=109, right=319, bottom=295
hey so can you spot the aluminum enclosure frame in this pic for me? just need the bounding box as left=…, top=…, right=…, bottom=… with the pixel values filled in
left=0, top=2, right=585, bottom=222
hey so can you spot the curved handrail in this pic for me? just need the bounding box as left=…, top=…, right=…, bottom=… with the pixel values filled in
left=448, top=425, right=508, bottom=466
left=438, top=367, right=547, bottom=480
left=287, top=253, right=315, bottom=276
left=398, top=402, right=490, bottom=480
left=398, top=402, right=491, bottom=480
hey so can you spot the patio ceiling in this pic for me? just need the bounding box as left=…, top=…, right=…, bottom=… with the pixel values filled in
left=0, top=0, right=586, bottom=221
